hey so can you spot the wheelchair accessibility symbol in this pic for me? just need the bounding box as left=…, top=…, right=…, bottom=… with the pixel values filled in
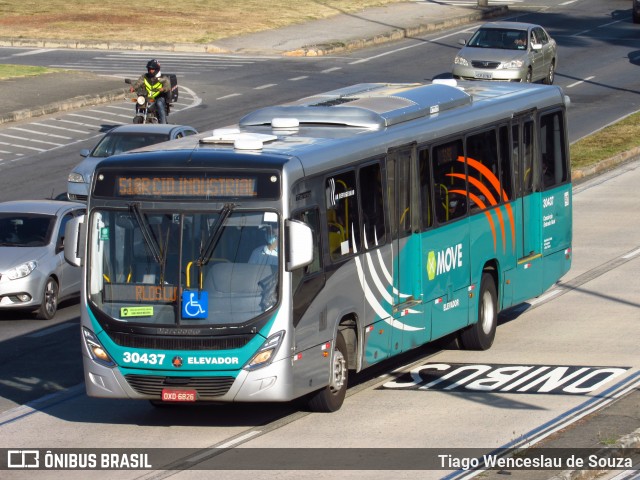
left=182, top=291, right=208, bottom=319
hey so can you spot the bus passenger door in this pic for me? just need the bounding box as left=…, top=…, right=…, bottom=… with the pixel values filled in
left=511, top=114, right=544, bottom=304
left=387, top=145, right=429, bottom=354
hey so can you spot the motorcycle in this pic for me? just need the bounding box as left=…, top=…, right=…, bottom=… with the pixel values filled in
left=124, top=78, right=170, bottom=124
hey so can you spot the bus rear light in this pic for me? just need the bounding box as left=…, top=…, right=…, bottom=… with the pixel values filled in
left=565, top=248, right=571, bottom=258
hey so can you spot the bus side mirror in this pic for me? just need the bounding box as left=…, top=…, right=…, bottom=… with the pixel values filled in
left=286, top=219, right=313, bottom=271
left=64, top=215, right=85, bottom=267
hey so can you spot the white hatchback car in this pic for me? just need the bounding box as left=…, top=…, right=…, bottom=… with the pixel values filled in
left=0, top=200, right=85, bottom=319
left=452, top=22, right=557, bottom=84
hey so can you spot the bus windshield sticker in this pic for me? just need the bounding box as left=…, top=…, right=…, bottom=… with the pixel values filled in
left=120, top=306, right=154, bottom=318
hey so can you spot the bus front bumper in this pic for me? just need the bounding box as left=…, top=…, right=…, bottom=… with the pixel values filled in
left=83, top=354, right=295, bottom=403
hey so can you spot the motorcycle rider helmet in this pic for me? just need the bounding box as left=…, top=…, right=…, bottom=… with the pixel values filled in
left=146, top=59, right=161, bottom=78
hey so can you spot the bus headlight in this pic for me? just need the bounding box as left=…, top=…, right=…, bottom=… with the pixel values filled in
left=244, top=330, right=285, bottom=371
left=82, top=327, right=116, bottom=367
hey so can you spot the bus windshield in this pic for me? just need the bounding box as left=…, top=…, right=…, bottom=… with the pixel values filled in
left=88, top=207, right=280, bottom=327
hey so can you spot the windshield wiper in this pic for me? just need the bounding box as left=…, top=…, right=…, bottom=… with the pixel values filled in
left=129, top=202, right=162, bottom=264
left=196, top=203, right=235, bottom=267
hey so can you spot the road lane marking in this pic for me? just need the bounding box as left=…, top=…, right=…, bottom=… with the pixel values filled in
left=566, top=76, right=595, bottom=88
left=217, top=93, right=242, bottom=100
left=31, top=122, right=90, bottom=134
left=8, top=127, right=72, bottom=139
left=622, top=247, right=640, bottom=259
left=0, top=133, right=64, bottom=146
left=0, top=141, right=46, bottom=152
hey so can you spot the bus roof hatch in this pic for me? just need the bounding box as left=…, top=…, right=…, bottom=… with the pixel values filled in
left=239, top=82, right=472, bottom=129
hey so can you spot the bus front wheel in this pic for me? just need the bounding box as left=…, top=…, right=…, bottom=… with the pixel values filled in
left=459, top=272, right=497, bottom=350
left=307, top=333, right=348, bottom=412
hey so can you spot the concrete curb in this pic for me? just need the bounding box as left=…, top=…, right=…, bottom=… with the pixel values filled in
left=284, top=6, right=507, bottom=56
left=0, top=88, right=126, bottom=126
left=547, top=427, right=640, bottom=480
left=0, top=38, right=230, bottom=54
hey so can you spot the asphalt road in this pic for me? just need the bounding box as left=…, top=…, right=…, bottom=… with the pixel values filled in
left=0, top=1, right=638, bottom=478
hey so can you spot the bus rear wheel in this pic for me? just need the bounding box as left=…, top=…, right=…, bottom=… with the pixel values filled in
left=307, top=333, right=348, bottom=412
left=459, top=272, right=497, bottom=350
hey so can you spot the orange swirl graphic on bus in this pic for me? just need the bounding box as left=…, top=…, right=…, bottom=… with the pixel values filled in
left=446, top=156, right=516, bottom=254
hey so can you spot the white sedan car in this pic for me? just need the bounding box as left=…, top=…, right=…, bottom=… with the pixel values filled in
left=452, top=22, right=557, bottom=84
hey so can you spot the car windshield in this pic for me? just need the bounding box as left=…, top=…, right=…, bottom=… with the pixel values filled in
left=91, top=132, right=169, bottom=158
left=467, top=28, right=528, bottom=51
left=88, top=208, right=280, bottom=327
left=0, top=213, right=54, bottom=247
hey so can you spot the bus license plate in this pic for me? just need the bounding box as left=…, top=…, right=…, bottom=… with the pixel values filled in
left=161, top=389, right=197, bottom=402
left=474, top=72, right=492, bottom=79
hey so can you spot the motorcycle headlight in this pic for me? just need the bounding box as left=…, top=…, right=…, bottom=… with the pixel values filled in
left=6, top=261, right=37, bottom=280
left=454, top=55, right=469, bottom=67
left=68, top=171, right=85, bottom=183
left=136, top=95, right=146, bottom=105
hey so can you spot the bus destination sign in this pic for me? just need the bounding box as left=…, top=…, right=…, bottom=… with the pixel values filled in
left=116, top=175, right=257, bottom=198
left=93, top=168, right=281, bottom=200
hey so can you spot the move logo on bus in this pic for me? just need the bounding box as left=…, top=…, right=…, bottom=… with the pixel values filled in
left=381, top=363, right=629, bottom=394
left=426, top=243, right=463, bottom=281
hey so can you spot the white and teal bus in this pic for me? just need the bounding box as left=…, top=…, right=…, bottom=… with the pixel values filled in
left=65, top=81, right=572, bottom=412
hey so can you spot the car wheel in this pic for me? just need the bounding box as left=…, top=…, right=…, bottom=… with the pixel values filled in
left=36, top=277, right=59, bottom=320
left=544, top=61, right=555, bottom=85
left=634, top=11, right=640, bottom=24
left=524, top=69, right=532, bottom=83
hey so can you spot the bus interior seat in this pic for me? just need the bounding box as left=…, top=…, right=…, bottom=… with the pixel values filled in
left=327, top=209, right=346, bottom=254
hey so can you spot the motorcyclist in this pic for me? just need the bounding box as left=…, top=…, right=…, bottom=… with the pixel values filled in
left=130, top=59, right=171, bottom=124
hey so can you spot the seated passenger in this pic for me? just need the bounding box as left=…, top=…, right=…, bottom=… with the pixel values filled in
left=248, top=224, right=278, bottom=267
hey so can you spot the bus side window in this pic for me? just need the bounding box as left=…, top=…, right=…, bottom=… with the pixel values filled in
left=498, top=125, right=513, bottom=201
left=325, top=170, right=360, bottom=260
left=433, top=139, right=466, bottom=224
left=359, top=162, right=386, bottom=248
left=466, top=128, right=499, bottom=214
left=522, top=120, right=535, bottom=195
left=540, top=110, right=567, bottom=190
left=419, top=149, right=433, bottom=230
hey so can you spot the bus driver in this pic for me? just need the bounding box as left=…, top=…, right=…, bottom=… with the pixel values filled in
left=248, top=224, right=278, bottom=266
